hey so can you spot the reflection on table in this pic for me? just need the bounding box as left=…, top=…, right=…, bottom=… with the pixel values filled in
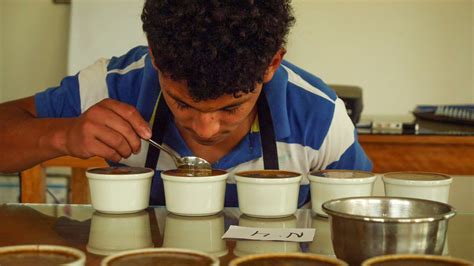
left=0, top=204, right=472, bottom=266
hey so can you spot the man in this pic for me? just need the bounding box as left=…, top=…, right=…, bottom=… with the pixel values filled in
left=0, top=0, right=371, bottom=206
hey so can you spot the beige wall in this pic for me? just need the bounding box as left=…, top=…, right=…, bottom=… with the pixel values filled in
left=0, top=2, right=4, bottom=101
left=1, top=0, right=70, bottom=103
left=286, top=0, right=473, bottom=115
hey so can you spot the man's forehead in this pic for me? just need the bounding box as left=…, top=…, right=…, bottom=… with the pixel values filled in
left=165, top=86, right=255, bottom=108
left=160, top=73, right=257, bottom=106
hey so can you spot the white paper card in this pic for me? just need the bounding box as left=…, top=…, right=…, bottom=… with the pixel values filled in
left=222, top=225, right=315, bottom=242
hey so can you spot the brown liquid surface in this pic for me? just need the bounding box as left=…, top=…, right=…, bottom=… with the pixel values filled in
left=0, top=251, right=78, bottom=266
left=88, top=167, right=153, bottom=175
left=164, top=169, right=226, bottom=177
left=109, top=252, right=214, bottom=266
left=369, top=258, right=469, bottom=266
left=311, top=170, right=374, bottom=179
left=384, top=172, right=450, bottom=181
left=236, top=256, right=340, bottom=266
left=237, top=170, right=300, bottom=179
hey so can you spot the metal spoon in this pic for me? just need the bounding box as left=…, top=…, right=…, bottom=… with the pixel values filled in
left=146, top=139, right=212, bottom=172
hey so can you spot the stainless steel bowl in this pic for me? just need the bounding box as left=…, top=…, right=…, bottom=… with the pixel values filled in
left=322, top=196, right=456, bottom=266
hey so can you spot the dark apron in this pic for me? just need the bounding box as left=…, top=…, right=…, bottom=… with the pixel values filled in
left=145, top=91, right=281, bottom=206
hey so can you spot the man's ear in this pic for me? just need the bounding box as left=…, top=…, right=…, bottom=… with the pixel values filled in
left=262, top=48, right=286, bottom=83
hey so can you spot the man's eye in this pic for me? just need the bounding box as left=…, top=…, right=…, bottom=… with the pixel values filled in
left=222, top=106, right=239, bottom=114
left=175, top=101, right=190, bottom=110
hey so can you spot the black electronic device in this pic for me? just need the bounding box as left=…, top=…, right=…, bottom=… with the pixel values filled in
left=330, top=84, right=363, bottom=124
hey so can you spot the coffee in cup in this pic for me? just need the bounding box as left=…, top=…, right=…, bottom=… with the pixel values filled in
left=362, top=254, right=473, bottom=266
left=0, top=245, right=85, bottom=266
left=101, top=248, right=218, bottom=266
left=229, top=252, right=348, bottom=266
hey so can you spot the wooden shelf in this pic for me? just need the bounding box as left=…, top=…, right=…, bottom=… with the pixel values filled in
left=359, top=134, right=474, bottom=175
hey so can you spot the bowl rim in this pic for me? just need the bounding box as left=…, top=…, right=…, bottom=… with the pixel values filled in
left=361, top=253, right=473, bottom=266
left=322, top=196, right=456, bottom=223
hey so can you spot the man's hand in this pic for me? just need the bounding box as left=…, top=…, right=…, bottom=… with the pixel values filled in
left=63, top=99, right=152, bottom=162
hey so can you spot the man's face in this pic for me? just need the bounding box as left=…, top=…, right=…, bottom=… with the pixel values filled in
left=158, top=71, right=262, bottom=146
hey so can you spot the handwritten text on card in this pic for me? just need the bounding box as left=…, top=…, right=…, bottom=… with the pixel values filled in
left=222, top=226, right=315, bottom=242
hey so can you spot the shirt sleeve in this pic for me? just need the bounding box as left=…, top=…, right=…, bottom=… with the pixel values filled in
left=34, top=46, right=148, bottom=118
left=35, top=75, right=82, bottom=118
left=326, top=129, right=373, bottom=171
left=311, top=98, right=373, bottom=172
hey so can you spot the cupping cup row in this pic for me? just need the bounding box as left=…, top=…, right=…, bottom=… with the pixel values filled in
left=86, top=167, right=454, bottom=217
left=1, top=245, right=472, bottom=266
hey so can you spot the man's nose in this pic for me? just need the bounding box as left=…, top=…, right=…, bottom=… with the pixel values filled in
left=192, top=112, right=220, bottom=139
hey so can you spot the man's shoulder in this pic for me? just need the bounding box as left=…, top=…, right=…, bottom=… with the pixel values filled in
left=280, top=61, right=337, bottom=103
left=106, top=46, right=150, bottom=74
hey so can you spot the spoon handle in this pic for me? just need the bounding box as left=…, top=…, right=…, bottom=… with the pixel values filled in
left=146, top=139, right=180, bottom=167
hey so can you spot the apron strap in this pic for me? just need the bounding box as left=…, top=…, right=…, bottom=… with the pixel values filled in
left=257, top=91, right=279, bottom=169
left=145, top=95, right=171, bottom=169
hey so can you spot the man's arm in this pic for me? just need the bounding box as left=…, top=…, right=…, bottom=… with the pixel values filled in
left=0, top=96, right=152, bottom=173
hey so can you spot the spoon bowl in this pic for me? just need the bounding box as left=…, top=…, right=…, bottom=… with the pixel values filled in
left=147, top=139, right=212, bottom=173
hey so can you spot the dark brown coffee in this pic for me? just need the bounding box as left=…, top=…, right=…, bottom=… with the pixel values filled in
left=0, top=251, right=78, bottom=266
left=237, top=170, right=300, bottom=179
left=384, top=172, right=451, bottom=181
left=311, top=170, right=374, bottom=179
left=88, top=167, right=153, bottom=175
left=108, top=251, right=214, bottom=266
left=164, top=169, right=226, bottom=177
left=232, top=254, right=344, bottom=266
left=368, top=257, right=471, bottom=266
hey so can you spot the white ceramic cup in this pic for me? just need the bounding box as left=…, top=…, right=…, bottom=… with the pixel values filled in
left=87, top=211, right=153, bottom=256
left=161, top=169, right=228, bottom=216
left=0, top=245, right=86, bottom=266
left=234, top=215, right=300, bottom=257
left=382, top=172, right=453, bottom=204
left=101, top=248, right=219, bottom=266
left=162, top=213, right=228, bottom=257
left=86, top=167, right=154, bottom=214
left=308, top=170, right=377, bottom=217
left=234, top=170, right=302, bottom=218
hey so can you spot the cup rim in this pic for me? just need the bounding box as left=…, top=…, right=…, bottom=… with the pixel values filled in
left=382, top=171, right=453, bottom=185
left=100, top=248, right=219, bottom=266
left=235, top=170, right=302, bottom=184
left=229, top=252, right=348, bottom=266
left=0, top=244, right=86, bottom=265
left=308, top=173, right=377, bottom=184
left=86, top=167, right=154, bottom=180
left=322, top=196, right=456, bottom=223
left=310, top=169, right=375, bottom=178
left=161, top=170, right=228, bottom=183
left=361, top=253, right=473, bottom=266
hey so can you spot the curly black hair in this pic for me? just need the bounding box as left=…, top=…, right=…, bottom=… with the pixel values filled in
left=141, top=0, right=295, bottom=101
